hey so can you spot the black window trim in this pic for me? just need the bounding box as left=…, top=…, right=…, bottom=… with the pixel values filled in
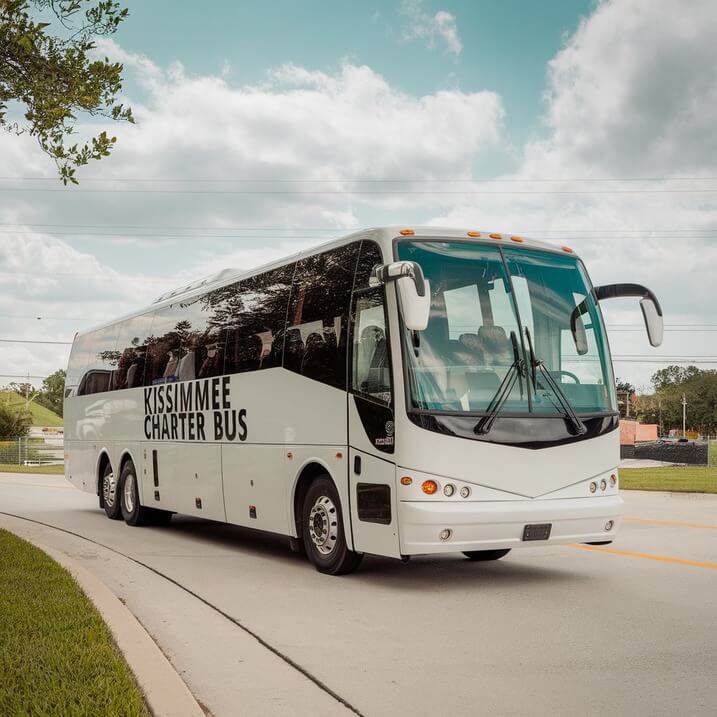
left=391, top=235, right=618, bottom=421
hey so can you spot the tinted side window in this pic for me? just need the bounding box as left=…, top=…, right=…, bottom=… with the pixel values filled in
left=112, top=314, right=155, bottom=390
left=144, top=305, right=186, bottom=385
left=66, top=333, right=92, bottom=394
left=223, top=266, right=294, bottom=375
left=77, top=325, right=119, bottom=396
left=170, top=290, right=227, bottom=382
left=353, top=241, right=384, bottom=291
left=285, top=243, right=360, bottom=388
left=350, top=287, right=392, bottom=405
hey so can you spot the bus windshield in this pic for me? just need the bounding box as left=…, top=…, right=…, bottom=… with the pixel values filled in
left=396, top=240, right=616, bottom=416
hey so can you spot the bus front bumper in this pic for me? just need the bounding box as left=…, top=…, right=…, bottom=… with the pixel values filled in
left=398, top=495, right=623, bottom=555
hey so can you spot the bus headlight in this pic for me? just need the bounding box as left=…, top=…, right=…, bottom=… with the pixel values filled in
left=443, top=484, right=456, bottom=497
left=459, top=486, right=471, bottom=499
left=589, top=481, right=597, bottom=494
left=600, top=478, right=607, bottom=491
left=610, top=474, right=617, bottom=487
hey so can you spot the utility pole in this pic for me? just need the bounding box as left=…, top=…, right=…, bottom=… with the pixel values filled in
left=658, top=399, right=662, bottom=438
left=682, top=393, right=687, bottom=438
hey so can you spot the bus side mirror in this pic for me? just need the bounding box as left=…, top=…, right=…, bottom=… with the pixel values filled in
left=594, top=283, right=664, bottom=348
left=572, top=313, right=589, bottom=355
left=639, top=297, right=663, bottom=347
left=370, top=261, right=431, bottom=331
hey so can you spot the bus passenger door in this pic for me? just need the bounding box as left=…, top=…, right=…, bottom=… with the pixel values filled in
left=347, top=287, right=401, bottom=559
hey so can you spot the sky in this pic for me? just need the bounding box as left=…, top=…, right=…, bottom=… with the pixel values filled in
left=1, top=0, right=717, bottom=392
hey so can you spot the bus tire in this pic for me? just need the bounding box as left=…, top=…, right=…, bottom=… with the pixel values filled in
left=302, top=477, right=362, bottom=575
left=101, top=462, right=122, bottom=520
left=119, top=461, right=151, bottom=527
left=462, top=549, right=511, bottom=561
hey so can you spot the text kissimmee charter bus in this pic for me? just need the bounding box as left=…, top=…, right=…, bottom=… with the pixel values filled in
left=64, top=227, right=663, bottom=574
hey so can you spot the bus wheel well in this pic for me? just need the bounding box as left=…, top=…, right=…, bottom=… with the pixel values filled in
left=97, top=452, right=111, bottom=496
left=293, top=462, right=331, bottom=538
left=119, top=452, right=135, bottom=472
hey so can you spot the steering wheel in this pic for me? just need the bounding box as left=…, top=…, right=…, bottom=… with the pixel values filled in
left=551, top=369, right=581, bottom=384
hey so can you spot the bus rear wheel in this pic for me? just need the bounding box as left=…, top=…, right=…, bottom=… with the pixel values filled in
left=119, top=461, right=152, bottom=527
left=462, top=549, right=511, bottom=561
left=302, top=477, right=362, bottom=575
left=101, top=462, right=122, bottom=520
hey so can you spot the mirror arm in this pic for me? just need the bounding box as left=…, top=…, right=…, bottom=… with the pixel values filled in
left=370, top=261, right=427, bottom=297
left=594, top=283, right=663, bottom=316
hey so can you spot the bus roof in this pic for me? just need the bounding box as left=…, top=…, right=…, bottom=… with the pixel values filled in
left=74, top=227, right=576, bottom=339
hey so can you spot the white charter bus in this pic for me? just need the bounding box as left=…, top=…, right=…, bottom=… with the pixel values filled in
left=64, top=227, right=663, bottom=574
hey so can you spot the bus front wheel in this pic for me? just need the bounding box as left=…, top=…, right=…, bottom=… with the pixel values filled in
left=462, top=549, right=511, bottom=561
left=302, top=477, right=362, bottom=575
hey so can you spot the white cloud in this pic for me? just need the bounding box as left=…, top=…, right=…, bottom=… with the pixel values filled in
left=0, top=48, right=502, bottom=383
left=399, top=0, right=463, bottom=55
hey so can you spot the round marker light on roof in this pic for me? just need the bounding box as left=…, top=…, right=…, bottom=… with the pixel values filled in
left=510, top=235, right=525, bottom=243
left=610, top=473, right=617, bottom=487
left=400, top=476, right=413, bottom=486
left=589, top=481, right=598, bottom=494
left=399, top=228, right=415, bottom=236
left=489, top=232, right=502, bottom=240
left=443, top=483, right=456, bottom=497
left=562, top=246, right=574, bottom=253
left=467, top=231, right=481, bottom=237
left=422, top=479, right=439, bottom=495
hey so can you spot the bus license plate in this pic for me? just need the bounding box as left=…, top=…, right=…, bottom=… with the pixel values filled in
left=522, top=523, right=552, bottom=541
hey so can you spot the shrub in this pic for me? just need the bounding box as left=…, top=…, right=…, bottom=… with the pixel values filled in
left=0, top=402, right=32, bottom=438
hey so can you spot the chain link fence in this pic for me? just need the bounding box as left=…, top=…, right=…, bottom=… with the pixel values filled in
left=0, top=435, right=64, bottom=466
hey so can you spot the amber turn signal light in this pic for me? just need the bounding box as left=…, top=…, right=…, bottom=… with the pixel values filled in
left=400, top=476, right=413, bottom=486
left=421, top=479, right=439, bottom=495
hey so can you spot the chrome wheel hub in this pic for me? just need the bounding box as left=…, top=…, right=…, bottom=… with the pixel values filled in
left=103, top=471, right=116, bottom=507
left=123, top=472, right=135, bottom=513
left=308, top=496, right=338, bottom=555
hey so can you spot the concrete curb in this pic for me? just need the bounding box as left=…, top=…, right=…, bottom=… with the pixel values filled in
left=12, top=533, right=205, bottom=717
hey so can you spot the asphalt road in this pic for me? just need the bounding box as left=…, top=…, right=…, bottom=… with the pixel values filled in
left=1, top=473, right=716, bottom=717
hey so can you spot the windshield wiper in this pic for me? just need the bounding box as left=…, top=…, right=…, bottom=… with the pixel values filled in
left=523, top=328, right=588, bottom=436
left=474, top=331, right=525, bottom=435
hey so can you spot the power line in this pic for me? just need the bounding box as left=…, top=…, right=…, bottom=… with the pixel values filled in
left=0, top=229, right=327, bottom=240
left=0, top=222, right=338, bottom=231
left=0, top=315, right=95, bottom=321
left=1, top=221, right=716, bottom=234
left=0, top=373, right=49, bottom=379
left=4, top=188, right=717, bottom=195
left=4, top=175, right=717, bottom=183
left=0, top=338, right=72, bottom=345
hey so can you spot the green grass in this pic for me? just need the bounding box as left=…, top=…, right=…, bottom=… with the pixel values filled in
left=0, top=390, right=63, bottom=427
left=620, top=467, right=717, bottom=493
left=0, top=530, right=148, bottom=716
left=0, top=463, right=65, bottom=474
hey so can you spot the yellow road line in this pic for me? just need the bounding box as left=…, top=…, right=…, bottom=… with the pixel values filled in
left=624, top=516, right=717, bottom=530
left=570, top=544, right=717, bottom=570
